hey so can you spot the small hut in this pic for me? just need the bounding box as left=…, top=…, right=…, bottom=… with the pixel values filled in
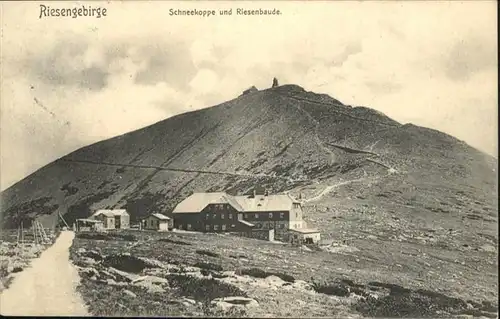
left=140, top=213, right=172, bottom=231
left=90, top=209, right=130, bottom=230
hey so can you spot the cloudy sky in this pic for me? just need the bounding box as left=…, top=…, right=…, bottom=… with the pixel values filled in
left=1, top=1, right=497, bottom=190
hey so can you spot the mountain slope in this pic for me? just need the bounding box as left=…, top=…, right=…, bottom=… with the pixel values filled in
left=0, top=84, right=497, bottom=229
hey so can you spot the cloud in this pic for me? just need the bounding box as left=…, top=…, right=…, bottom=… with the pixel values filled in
left=25, top=39, right=110, bottom=91
left=133, top=41, right=197, bottom=90
left=443, top=35, right=497, bottom=82
left=330, top=42, right=363, bottom=67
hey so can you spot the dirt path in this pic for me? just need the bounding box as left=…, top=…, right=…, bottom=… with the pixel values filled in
left=304, top=178, right=367, bottom=203
left=0, top=231, right=89, bottom=316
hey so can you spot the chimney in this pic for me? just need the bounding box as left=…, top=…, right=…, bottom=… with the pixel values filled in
left=253, top=189, right=257, bottom=197
left=264, top=189, right=269, bottom=196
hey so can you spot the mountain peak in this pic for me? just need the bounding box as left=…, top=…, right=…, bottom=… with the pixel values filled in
left=0, top=82, right=496, bottom=229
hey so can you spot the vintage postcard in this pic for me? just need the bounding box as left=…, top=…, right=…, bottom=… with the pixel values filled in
left=0, top=0, right=497, bottom=317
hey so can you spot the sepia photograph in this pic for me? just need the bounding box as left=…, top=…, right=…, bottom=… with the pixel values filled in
left=0, top=0, right=498, bottom=317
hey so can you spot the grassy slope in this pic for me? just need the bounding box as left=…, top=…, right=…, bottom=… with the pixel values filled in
left=69, top=230, right=498, bottom=317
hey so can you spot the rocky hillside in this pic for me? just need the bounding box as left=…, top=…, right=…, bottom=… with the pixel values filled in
left=0, top=84, right=497, bottom=229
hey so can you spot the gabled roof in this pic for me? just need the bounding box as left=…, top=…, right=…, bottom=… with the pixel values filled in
left=142, top=213, right=170, bottom=221
left=233, top=193, right=298, bottom=212
left=172, top=192, right=244, bottom=214
left=77, top=218, right=104, bottom=224
left=92, top=209, right=129, bottom=218
left=172, top=192, right=300, bottom=214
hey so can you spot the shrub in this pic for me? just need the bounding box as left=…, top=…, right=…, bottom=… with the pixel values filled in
left=195, top=249, right=219, bottom=258
left=0, top=260, right=8, bottom=278
left=239, top=268, right=268, bottom=278
left=158, top=238, right=192, bottom=246
left=237, top=268, right=295, bottom=283
left=102, top=254, right=150, bottom=273
left=194, top=262, right=223, bottom=272
left=77, top=232, right=137, bottom=242
left=353, top=285, right=470, bottom=318
left=166, top=274, right=247, bottom=303
left=268, top=272, right=295, bottom=283
left=311, top=281, right=350, bottom=297
left=368, top=281, right=411, bottom=294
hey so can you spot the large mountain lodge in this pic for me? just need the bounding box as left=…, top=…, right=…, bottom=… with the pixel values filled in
left=171, top=190, right=320, bottom=243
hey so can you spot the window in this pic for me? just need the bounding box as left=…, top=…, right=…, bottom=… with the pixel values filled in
left=205, top=225, right=210, bottom=231
left=222, top=225, right=226, bottom=231
left=231, top=224, right=235, bottom=228
left=213, top=213, right=216, bottom=219
left=245, top=213, right=249, bottom=219
left=187, top=224, right=192, bottom=230
left=255, top=213, right=259, bottom=219
left=295, top=212, right=298, bottom=218
left=221, top=214, right=224, bottom=219
left=280, top=212, right=285, bottom=219
left=279, top=224, right=284, bottom=229
left=214, top=225, right=219, bottom=231
left=228, top=213, right=233, bottom=220
left=205, top=214, right=209, bottom=220
left=269, top=213, right=273, bottom=219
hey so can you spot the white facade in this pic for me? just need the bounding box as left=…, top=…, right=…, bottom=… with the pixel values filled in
left=141, top=213, right=171, bottom=231
left=289, top=228, right=321, bottom=244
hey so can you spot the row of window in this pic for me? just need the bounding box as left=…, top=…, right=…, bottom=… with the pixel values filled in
left=254, top=223, right=286, bottom=229
left=206, top=213, right=236, bottom=220
left=205, top=224, right=236, bottom=231
left=212, top=204, right=229, bottom=210
left=205, top=212, right=287, bottom=220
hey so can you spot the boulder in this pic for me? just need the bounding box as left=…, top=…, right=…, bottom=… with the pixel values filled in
left=132, top=275, right=169, bottom=285
left=209, top=297, right=258, bottom=314
left=212, top=296, right=259, bottom=308
left=83, top=250, right=103, bottom=261
left=108, top=267, right=140, bottom=282
left=480, top=244, right=496, bottom=253
left=123, top=289, right=137, bottom=298
left=81, top=257, right=96, bottom=266
left=80, top=267, right=99, bottom=278
left=137, top=257, right=165, bottom=269
left=132, top=275, right=169, bottom=293
left=99, top=269, right=117, bottom=280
